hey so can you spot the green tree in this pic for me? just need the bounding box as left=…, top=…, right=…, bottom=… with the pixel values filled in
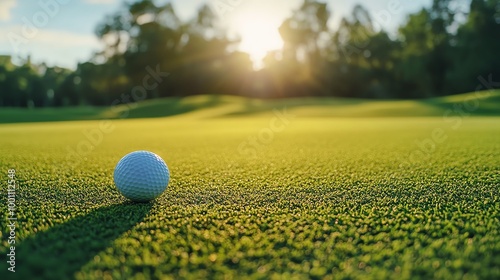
left=448, top=0, right=500, bottom=92
left=274, top=0, right=331, bottom=96
left=330, top=5, right=401, bottom=98
left=398, top=0, right=457, bottom=97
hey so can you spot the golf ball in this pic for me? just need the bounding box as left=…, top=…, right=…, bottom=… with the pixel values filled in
left=113, top=151, right=170, bottom=202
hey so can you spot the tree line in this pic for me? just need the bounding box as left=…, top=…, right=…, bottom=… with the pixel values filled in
left=0, top=0, right=498, bottom=107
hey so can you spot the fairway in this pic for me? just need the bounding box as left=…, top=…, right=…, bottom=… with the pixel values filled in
left=0, top=108, right=499, bottom=279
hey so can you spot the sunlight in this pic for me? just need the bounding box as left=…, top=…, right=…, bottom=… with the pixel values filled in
left=231, top=12, right=284, bottom=70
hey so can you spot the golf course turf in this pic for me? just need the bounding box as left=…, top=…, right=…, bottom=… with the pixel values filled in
left=0, top=93, right=499, bottom=279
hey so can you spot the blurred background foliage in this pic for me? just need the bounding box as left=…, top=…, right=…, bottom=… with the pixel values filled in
left=0, top=0, right=499, bottom=107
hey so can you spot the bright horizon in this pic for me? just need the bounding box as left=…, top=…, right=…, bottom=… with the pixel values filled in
left=0, top=0, right=433, bottom=69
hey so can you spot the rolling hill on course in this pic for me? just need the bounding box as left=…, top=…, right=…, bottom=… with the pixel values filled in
left=0, top=90, right=498, bottom=123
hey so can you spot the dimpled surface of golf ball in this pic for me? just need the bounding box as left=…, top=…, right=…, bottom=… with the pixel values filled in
left=114, top=151, right=170, bottom=202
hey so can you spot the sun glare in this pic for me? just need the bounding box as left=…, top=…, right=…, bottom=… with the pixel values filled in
left=231, top=12, right=284, bottom=69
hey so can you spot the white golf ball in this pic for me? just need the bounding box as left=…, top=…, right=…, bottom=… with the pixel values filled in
left=113, top=150, right=170, bottom=202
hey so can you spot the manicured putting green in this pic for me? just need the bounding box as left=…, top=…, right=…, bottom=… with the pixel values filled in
left=0, top=106, right=499, bottom=279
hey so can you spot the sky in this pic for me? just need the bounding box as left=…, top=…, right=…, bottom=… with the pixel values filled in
left=0, top=0, right=432, bottom=69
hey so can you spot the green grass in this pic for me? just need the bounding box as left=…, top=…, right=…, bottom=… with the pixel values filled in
left=1, top=90, right=499, bottom=123
left=0, top=94, right=499, bottom=279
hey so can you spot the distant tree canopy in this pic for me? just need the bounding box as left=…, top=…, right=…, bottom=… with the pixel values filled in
left=1, top=0, right=499, bottom=107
